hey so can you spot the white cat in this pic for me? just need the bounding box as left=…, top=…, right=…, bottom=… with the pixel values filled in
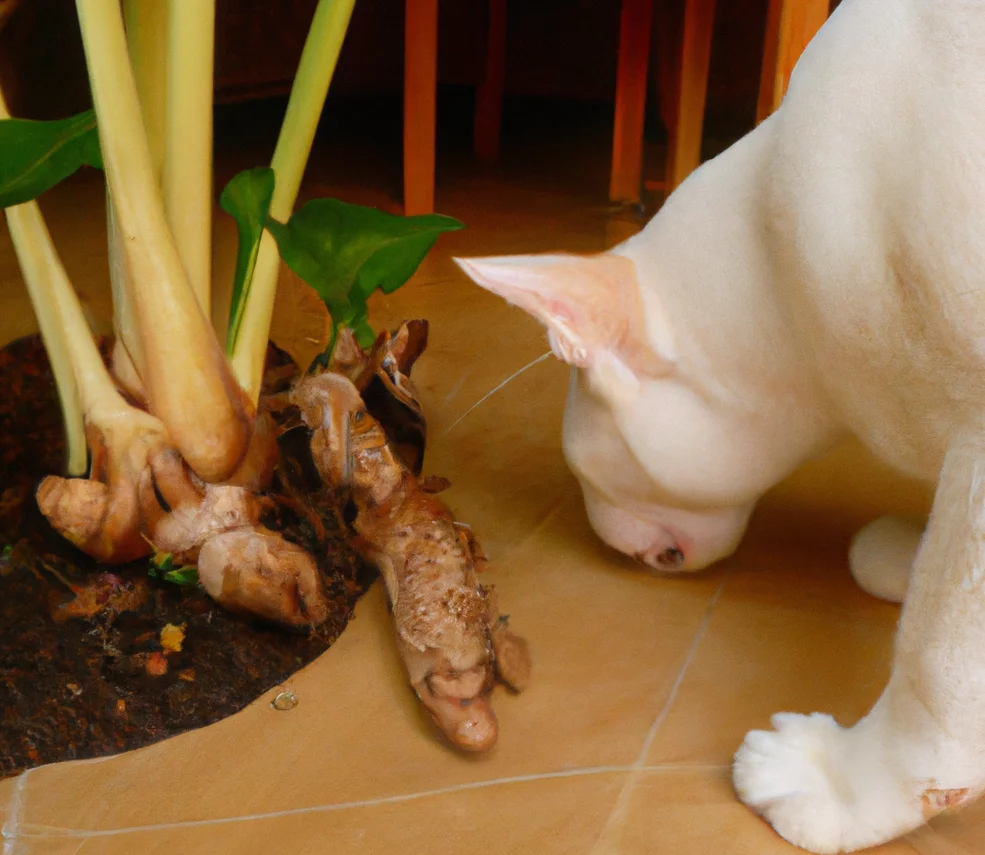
left=455, top=0, right=985, bottom=851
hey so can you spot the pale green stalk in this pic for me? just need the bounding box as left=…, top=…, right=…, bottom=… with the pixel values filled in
left=8, top=200, right=133, bottom=421
left=230, top=0, right=356, bottom=404
left=110, top=0, right=171, bottom=387
left=0, top=88, right=87, bottom=475
left=106, top=196, right=145, bottom=399
left=75, top=0, right=250, bottom=483
left=123, top=0, right=168, bottom=182
left=163, top=0, right=216, bottom=314
left=3, top=208, right=90, bottom=472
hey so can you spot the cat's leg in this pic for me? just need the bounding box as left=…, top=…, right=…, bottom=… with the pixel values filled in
left=848, top=515, right=925, bottom=604
left=733, top=436, right=985, bottom=853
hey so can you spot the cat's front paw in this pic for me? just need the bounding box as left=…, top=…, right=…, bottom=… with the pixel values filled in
left=733, top=712, right=923, bottom=854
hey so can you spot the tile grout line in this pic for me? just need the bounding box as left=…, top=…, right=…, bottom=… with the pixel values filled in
left=438, top=351, right=552, bottom=439
left=7, top=765, right=729, bottom=841
left=633, top=578, right=727, bottom=766
left=2, top=768, right=31, bottom=855
left=587, top=577, right=729, bottom=855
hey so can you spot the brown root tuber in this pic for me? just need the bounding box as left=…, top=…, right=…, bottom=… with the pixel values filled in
left=292, top=370, right=531, bottom=753
left=37, top=411, right=172, bottom=564
left=140, top=446, right=330, bottom=629
left=197, top=530, right=330, bottom=628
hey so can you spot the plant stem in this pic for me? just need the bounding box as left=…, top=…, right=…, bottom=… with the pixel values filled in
left=4, top=207, right=91, bottom=471
left=106, top=192, right=144, bottom=385
left=122, top=0, right=168, bottom=183
left=0, top=88, right=87, bottom=475
left=4, top=184, right=130, bottom=425
left=111, top=1, right=170, bottom=379
left=75, top=0, right=251, bottom=483
left=268, top=0, right=356, bottom=224
left=230, top=0, right=356, bottom=404
left=163, top=0, right=216, bottom=315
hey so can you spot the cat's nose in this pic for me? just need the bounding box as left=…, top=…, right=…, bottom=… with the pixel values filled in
left=635, top=543, right=686, bottom=571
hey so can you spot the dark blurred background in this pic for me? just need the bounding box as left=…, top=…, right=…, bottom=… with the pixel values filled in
left=1, top=2, right=772, bottom=133
left=0, top=0, right=809, bottom=208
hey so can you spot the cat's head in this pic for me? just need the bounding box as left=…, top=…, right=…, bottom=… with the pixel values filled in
left=455, top=251, right=754, bottom=573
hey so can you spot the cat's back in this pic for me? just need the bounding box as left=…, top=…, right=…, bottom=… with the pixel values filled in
left=763, top=0, right=985, bottom=476
left=768, top=0, right=985, bottom=283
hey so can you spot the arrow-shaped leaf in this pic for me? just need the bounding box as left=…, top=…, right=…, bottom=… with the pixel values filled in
left=265, top=198, right=463, bottom=350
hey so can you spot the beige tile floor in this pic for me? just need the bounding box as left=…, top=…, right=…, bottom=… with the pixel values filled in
left=2, top=150, right=983, bottom=854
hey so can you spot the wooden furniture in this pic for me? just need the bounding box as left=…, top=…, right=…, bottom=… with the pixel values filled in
left=656, top=0, right=718, bottom=197
left=401, top=0, right=832, bottom=214
left=609, top=0, right=655, bottom=204
left=403, top=0, right=439, bottom=216
left=626, top=0, right=832, bottom=203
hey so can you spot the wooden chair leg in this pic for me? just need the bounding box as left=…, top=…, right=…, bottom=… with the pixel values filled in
left=655, top=0, right=683, bottom=144
left=666, top=0, right=716, bottom=193
left=404, top=0, right=438, bottom=215
left=756, top=0, right=829, bottom=124
left=642, top=0, right=682, bottom=195
left=474, top=0, right=507, bottom=164
left=609, top=0, right=653, bottom=204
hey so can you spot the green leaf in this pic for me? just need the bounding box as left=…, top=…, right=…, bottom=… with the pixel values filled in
left=266, top=198, right=463, bottom=339
left=220, top=167, right=276, bottom=354
left=353, top=214, right=463, bottom=298
left=0, top=110, right=104, bottom=208
left=164, top=567, right=200, bottom=587
left=264, top=215, right=352, bottom=321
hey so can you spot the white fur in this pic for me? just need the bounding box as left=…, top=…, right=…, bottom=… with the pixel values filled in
left=849, top=516, right=923, bottom=603
left=458, top=0, right=985, bottom=850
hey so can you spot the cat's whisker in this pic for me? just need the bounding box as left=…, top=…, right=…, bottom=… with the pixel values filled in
left=438, top=351, right=552, bottom=440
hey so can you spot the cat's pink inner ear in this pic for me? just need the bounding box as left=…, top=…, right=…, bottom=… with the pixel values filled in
left=453, top=253, right=669, bottom=376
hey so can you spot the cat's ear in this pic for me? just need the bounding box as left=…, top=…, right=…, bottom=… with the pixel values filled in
left=454, top=252, right=672, bottom=379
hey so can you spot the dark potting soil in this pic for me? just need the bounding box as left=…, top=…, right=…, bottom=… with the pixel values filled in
left=0, top=335, right=376, bottom=779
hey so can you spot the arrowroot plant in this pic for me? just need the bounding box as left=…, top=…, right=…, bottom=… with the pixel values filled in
left=0, top=0, right=530, bottom=753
